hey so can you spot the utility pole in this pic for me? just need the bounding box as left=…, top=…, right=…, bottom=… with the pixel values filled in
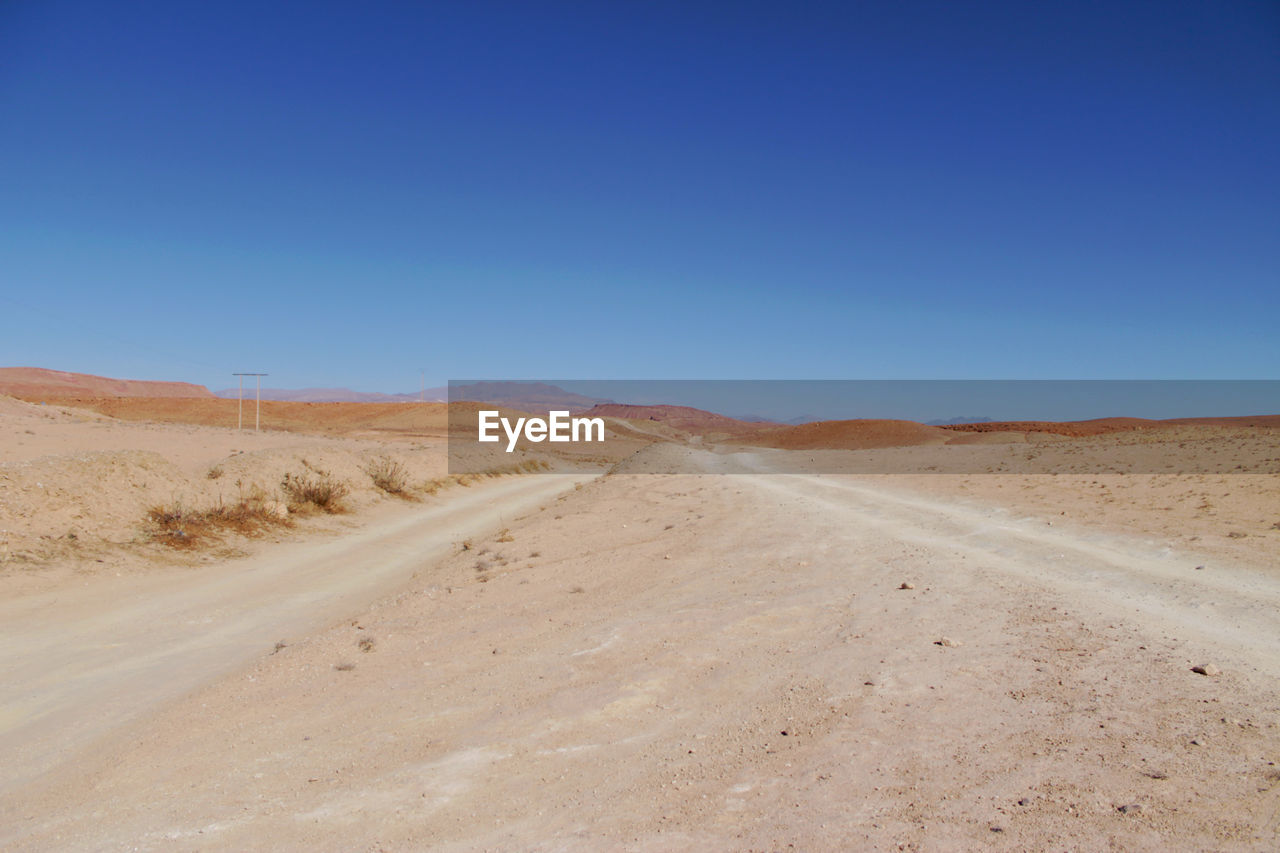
left=232, top=373, right=268, bottom=431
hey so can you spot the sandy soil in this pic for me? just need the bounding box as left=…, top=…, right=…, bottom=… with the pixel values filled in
left=0, top=395, right=460, bottom=580
left=1, top=437, right=1277, bottom=849
left=0, top=474, right=590, bottom=794
left=2, top=401, right=1278, bottom=849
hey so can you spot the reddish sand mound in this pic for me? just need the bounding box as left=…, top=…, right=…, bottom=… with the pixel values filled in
left=37, top=397, right=452, bottom=434
left=579, top=404, right=767, bottom=436
left=736, top=419, right=953, bottom=450
left=944, top=415, right=1280, bottom=437
left=29, top=397, right=620, bottom=439
left=0, top=367, right=213, bottom=399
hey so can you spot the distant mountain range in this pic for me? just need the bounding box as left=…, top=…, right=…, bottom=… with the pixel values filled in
left=448, top=382, right=612, bottom=413
left=7, top=368, right=1008, bottom=426
left=206, top=386, right=1002, bottom=427
left=924, top=416, right=996, bottom=426
left=214, top=387, right=447, bottom=403
left=580, top=403, right=769, bottom=434
left=210, top=381, right=615, bottom=410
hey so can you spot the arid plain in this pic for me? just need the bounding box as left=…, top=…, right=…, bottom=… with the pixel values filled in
left=1, top=370, right=1278, bottom=850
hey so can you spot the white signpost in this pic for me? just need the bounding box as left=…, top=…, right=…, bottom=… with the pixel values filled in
left=232, top=373, right=268, bottom=431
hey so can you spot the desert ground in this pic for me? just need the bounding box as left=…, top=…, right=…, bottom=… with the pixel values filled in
left=1, top=380, right=1278, bottom=850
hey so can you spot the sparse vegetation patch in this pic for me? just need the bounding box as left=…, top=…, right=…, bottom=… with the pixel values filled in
left=147, top=489, right=290, bottom=548
left=420, top=460, right=549, bottom=497
left=281, top=469, right=349, bottom=513
left=365, top=456, right=411, bottom=497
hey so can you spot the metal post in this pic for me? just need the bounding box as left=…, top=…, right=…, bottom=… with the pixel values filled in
left=232, top=373, right=268, bottom=431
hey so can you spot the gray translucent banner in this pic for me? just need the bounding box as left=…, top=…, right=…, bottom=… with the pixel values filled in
left=446, top=380, right=1280, bottom=475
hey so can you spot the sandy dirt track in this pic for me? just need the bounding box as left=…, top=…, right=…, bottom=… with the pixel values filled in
left=0, top=474, right=590, bottom=796
left=2, top=447, right=1277, bottom=850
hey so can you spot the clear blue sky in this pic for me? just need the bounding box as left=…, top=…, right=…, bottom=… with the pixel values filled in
left=2, top=1, right=1277, bottom=392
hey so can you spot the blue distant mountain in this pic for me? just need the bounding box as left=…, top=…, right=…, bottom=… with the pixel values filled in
left=925, top=416, right=996, bottom=426
left=214, top=387, right=447, bottom=403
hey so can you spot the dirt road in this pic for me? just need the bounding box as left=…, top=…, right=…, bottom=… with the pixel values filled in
left=3, top=449, right=1278, bottom=849
left=0, top=473, right=592, bottom=795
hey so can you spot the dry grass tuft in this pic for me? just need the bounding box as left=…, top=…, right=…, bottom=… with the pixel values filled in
left=147, top=489, right=289, bottom=548
left=365, top=456, right=411, bottom=497
left=281, top=469, right=349, bottom=513
left=419, top=459, right=550, bottom=497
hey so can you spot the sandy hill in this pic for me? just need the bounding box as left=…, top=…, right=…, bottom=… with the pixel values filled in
left=46, top=397, right=451, bottom=435
left=16, top=396, right=571, bottom=439
left=580, top=404, right=769, bottom=436
left=0, top=367, right=214, bottom=399
left=735, top=418, right=953, bottom=450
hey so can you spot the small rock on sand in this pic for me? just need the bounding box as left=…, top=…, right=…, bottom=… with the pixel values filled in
left=1191, top=664, right=1220, bottom=676
left=935, top=637, right=962, bottom=648
left=1117, top=804, right=1142, bottom=814
left=899, top=582, right=915, bottom=590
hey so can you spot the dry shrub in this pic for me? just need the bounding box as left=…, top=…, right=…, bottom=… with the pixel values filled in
left=147, top=489, right=288, bottom=548
left=365, top=456, right=410, bottom=496
left=281, top=469, right=349, bottom=513
left=416, top=459, right=551, bottom=498
left=147, top=503, right=210, bottom=549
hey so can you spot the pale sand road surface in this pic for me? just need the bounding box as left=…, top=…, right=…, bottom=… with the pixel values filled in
left=3, top=448, right=1278, bottom=849
left=0, top=474, right=591, bottom=795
